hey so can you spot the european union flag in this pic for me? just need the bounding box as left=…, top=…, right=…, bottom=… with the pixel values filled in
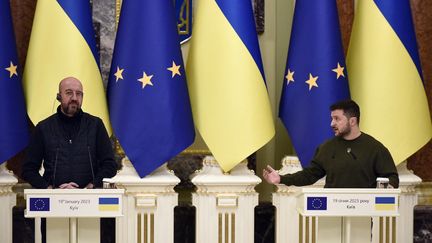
left=307, top=197, right=327, bottom=210
left=107, top=0, right=195, bottom=177
left=29, top=198, right=50, bottom=211
left=279, top=0, right=350, bottom=167
left=0, top=0, right=29, bottom=163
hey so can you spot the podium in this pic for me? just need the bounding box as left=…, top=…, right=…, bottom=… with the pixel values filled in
left=296, top=188, right=400, bottom=243
left=24, top=189, right=124, bottom=243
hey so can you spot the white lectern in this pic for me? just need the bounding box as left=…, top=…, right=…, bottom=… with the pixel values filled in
left=24, top=189, right=124, bottom=243
left=296, top=188, right=400, bottom=243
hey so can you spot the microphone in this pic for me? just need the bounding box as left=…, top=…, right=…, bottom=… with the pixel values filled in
left=347, top=147, right=357, bottom=160
left=52, top=148, right=59, bottom=188
left=87, top=146, right=95, bottom=188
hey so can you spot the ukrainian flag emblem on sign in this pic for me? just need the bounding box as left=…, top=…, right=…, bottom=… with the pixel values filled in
left=375, top=197, right=396, bottom=211
left=99, top=198, right=119, bottom=211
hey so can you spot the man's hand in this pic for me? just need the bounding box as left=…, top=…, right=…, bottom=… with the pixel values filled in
left=85, top=183, right=94, bottom=189
left=263, top=165, right=281, bottom=185
left=59, top=182, right=79, bottom=189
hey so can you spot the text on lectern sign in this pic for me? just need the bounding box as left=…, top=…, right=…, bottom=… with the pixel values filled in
left=25, top=189, right=124, bottom=218
left=298, top=190, right=399, bottom=217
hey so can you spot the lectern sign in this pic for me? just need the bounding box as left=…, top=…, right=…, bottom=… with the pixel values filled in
left=307, top=196, right=327, bottom=210
left=297, top=188, right=400, bottom=217
left=25, top=189, right=124, bottom=218
left=29, top=197, right=50, bottom=211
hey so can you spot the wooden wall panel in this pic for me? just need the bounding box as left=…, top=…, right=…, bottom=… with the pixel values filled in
left=336, top=0, right=354, bottom=55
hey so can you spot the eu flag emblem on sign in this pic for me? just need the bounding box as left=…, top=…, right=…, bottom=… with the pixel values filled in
left=307, top=197, right=327, bottom=210
left=29, top=198, right=50, bottom=211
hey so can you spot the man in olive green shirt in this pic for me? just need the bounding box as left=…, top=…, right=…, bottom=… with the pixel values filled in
left=263, top=99, right=399, bottom=188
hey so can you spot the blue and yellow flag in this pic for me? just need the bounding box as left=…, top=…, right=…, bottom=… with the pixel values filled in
left=107, top=0, right=195, bottom=177
left=279, top=0, right=350, bottom=167
left=0, top=0, right=29, bottom=163
left=375, top=197, right=396, bottom=211
left=23, top=0, right=110, bottom=133
left=186, top=0, right=275, bottom=172
left=98, top=197, right=119, bottom=211
left=347, top=0, right=432, bottom=164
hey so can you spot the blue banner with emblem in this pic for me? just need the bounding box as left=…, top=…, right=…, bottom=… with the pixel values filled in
left=307, top=197, right=327, bottom=210
left=29, top=198, right=50, bottom=211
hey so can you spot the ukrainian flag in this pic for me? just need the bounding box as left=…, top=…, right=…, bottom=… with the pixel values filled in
left=23, top=0, right=111, bottom=133
left=186, top=0, right=275, bottom=172
left=347, top=0, right=432, bottom=164
left=375, top=197, right=396, bottom=211
left=98, top=197, right=119, bottom=211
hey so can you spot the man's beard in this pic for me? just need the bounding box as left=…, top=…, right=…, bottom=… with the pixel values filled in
left=335, top=123, right=351, bottom=138
left=63, top=101, right=80, bottom=116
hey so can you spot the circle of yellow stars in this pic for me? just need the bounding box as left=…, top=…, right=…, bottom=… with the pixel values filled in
left=285, top=62, right=346, bottom=91
left=113, top=61, right=182, bottom=89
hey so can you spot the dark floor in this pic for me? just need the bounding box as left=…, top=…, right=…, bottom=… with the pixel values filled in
left=13, top=203, right=275, bottom=243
